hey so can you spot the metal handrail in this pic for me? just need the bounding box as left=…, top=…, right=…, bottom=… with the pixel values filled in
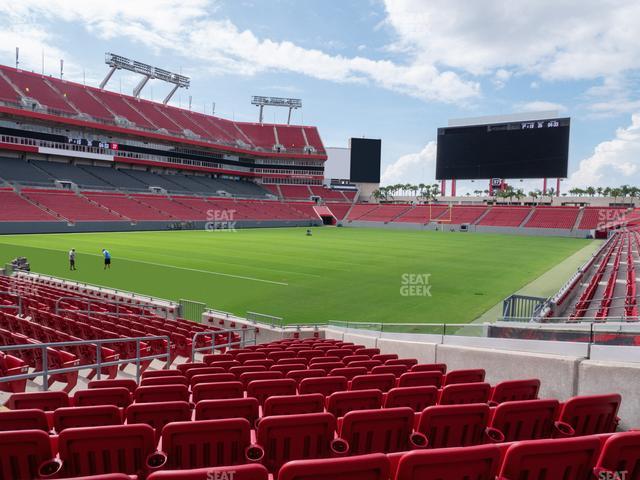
left=0, top=335, right=171, bottom=388
left=191, top=327, right=258, bottom=359
left=54, top=296, right=161, bottom=319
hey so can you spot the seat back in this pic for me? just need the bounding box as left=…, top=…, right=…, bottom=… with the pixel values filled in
left=140, top=376, right=189, bottom=387
left=559, top=394, right=621, bottom=436
left=286, top=369, right=326, bottom=384
left=57, top=424, right=156, bottom=476
left=397, top=371, right=442, bottom=389
left=239, top=371, right=283, bottom=389
left=299, top=376, right=348, bottom=396
left=54, top=405, right=122, bottom=432
left=162, top=418, right=252, bottom=469
left=594, top=431, right=640, bottom=478
left=444, top=369, right=485, bottom=385
left=195, top=398, right=260, bottom=427
left=148, top=464, right=269, bottom=480
left=5, top=390, right=69, bottom=411
left=439, top=382, right=491, bottom=405
left=247, top=379, right=297, bottom=406
left=278, top=453, right=390, bottom=480
left=0, top=408, right=49, bottom=432
left=74, top=387, right=131, bottom=408
left=350, top=374, right=396, bottom=392
left=371, top=365, right=408, bottom=377
left=192, top=381, right=244, bottom=402
left=327, top=389, right=383, bottom=418
left=256, top=412, right=336, bottom=474
left=0, top=430, right=53, bottom=480
left=88, top=379, right=138, bottom=393
left=340, top=407, right=415, bottom=454
left=410, top=363, right=447, bottom=374
left=329, top=367, right=367, bottom=380
left=134, top=384, right=189, bottom=403
left=490, top=378, right=540, bottom=404
left=490, top=399, right=560, bottom=442
left=383, top=386, right=438, bottom=412
left=126, top=401, right=191, bottom=440
left=498, top=436, right=602, bottom=480
left=417, top=403, right=491, bottom=449
left=263, top=393, right=325, bottom=417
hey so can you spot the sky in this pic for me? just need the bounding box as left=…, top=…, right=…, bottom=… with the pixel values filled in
left=1, top=0, right=639, bottom=194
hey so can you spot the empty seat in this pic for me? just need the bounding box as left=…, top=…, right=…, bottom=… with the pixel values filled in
left=208, top=360, right=241, bottom=370
left=125, top=401, right=191, bottom=440
left=0, top=408, right=49, bottom=432
left=278, top=453, right=390, bottom=480
left=140, top=376, right=189, bottom=387
left=0, top=430, right=53, bottom=480
left=593, top=431, right=640, bottom=479
left=299, top=376, right=348, bottom=396
left=54, top=405, right=122, bottom=432
left=489, top=378, right=540, bottom=405
left=348, top=360, right=383, bottom=371
left=490, top=399, right=571, bottom=442
left=286, top=369, right=326, bottom=383
left=498, top=436, right=602, bottom=479
left=438, top=382, right=491, bottom=405
left=326, top=389, right=383, bottom=418
left=350, top=374, right=396, bottom=392
left=372, top=354, right=399, bottom=362
left=411, top=363, right=447, bottom=374
left=88, top=379, right=138, bottom=393
left=192, top=381, right=244, bottom=402
left=74, top=387, right=131, bottom=408
left=371, top=365, right=408, bottom=377
left=558, top=394, right=621, bottom=436
left=338, top=407, right=426, bottom=454
left=148, top=464, right=269, bottom=480
left=203, top=353, right=235, bottom=364
left=190, top=372, right=236, bottom=387
left=383, top=386, right=439, bottom=412
left=271, top=364, right=307, bottom=375
left=386, top=359, right=418, bottom=368
left=247, top=379, right=297, bottom=406
left=397, top=371, right=442, bottom=388
left=195, top=398, right=260, bottom=427
left=134, top=384, right=189, bottom=403
left=161, top=418, right=260, bottom=469
left=4, top=391, right=69, bottom=411
left=394, top=444, right=502, bottom=480
left=330, top=367, right=368, bottom=381
left=141, top=369, right=183, bottom=379
left=176, top=362, right=207, bottom=374
left=229, top=365, right=267, bottom=377
left=47, top=424, right=158, bottom=477
left=240, top=370, right=283, bottom=388
left=256, top=412, right=338, bottom=474
left=263, top=393, right=325, bottom=417
left=416, top=403, right=503, bottom=449
left=184, top=367, right=225, bottom=380
left=444, top=369, right=485, bottom=385
left=354, top=348, right=380, bottom=357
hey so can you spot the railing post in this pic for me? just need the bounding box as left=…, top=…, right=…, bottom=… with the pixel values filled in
left=42, top=345, right=49, bottom=391
left=165, top=336, right=171, bottom=370
left=135, top=339, right=141, bottom=383
left=96, top=342, right=102, bottom=380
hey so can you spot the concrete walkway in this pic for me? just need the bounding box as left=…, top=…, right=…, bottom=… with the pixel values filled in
left=474, top=239, right=604, bottom=323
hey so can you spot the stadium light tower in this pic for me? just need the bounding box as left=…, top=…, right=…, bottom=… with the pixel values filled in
left=100, top=53, right=190, bottom=104
left=251, top=96, right=302, bottom=124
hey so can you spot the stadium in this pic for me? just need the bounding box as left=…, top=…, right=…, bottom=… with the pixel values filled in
left=1, top=3, right=640, bottom=479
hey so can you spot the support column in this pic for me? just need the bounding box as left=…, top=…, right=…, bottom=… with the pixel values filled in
left=441, top=179, right=447, bottom=197
left=451, top=179, right=456, bottom=197
left=556, top=178, right=561, bottom=197
left=543, top=178, right=547, bottom=195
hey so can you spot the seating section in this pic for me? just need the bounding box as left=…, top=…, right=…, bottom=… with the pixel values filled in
left=21, top=189, right=123, bottom=222
left=0, top=189, right=58, bottom=221
left=477, top=206, right=532, bottom=227
left=280, top=185, right=312, bottom=200
left=524, top=206, right=580, bottom=229
left=579, top=207, right=627, bottom=229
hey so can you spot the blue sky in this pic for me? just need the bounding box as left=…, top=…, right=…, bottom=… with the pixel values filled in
left=1, top=0, right=639, bottom=194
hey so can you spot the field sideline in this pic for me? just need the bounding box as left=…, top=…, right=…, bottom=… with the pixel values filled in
left=0, top=228, right=591, bottom=325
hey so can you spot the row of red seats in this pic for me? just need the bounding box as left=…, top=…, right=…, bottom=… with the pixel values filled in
left=595, top=234, right=624, bottom=319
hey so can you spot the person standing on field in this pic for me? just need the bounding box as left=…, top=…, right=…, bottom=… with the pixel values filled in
left=102, top=248, right=111, bottom=270
left=69, top=249, right=76, bottom=270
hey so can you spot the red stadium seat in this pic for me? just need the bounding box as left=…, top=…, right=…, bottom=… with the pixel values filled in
left=308, top=356, right=341, bottom=365
left=593, top=431, right=640, bottom=479
left=286, top=369, right=326, bottom=383
left=444, top=369, right=485, bottom=385
left=348, top=360, right=383, bottom=371
left=386, top=359, right=418, bottom=368
left=393, top=444, right=501, bottom=480
left=271, top=364, right=308, bottom=375
left=192, top=381, right=244, bottom=402
left=410, top=363, right=447, bottom=374
left=268, top=350, right=297, bottom=362
left=263, top=393, right=325, bottom=417
left=176, top=362, right=207, bottom=374
left=278, top=453, right=390, bottom=480
left=161, top=418, right=261, bottom=469
left=330, top=366, right=368, bottom=380
left=203, top=353, right=235, bottom=364
left=438, top=382, right=491, bottom=405
left=74, top=387, right=131, bottom=408
left=255, top=412, right=339, bottom=474
left=338, top=407, right=426, bottom=454
left=190, top=372, right=236, bottom=387
left=558, top=394, right=621, bottom=436
left=0, top=408, right=49, bottom=432
left=354, top=348, right=380, bottom=357
left=88, top=378, right=138, bottom=393
left=416, top=403, right=503, bottom=448
left=195, top=398, right=260, bottom=426
left=148, top=464, right=269, bottom=480
left=489, top=378, right=540, bottom=405
left=247, top=378, right=298, bottom=406
left=244, top=359, right=275, bottom=368
left=383, top=386, right=439, bottom=412
left=208, top=360, right=241, bottom=370
left=184, top=367, right=226, bottom=380
left=0, top=430, right=53, bottom=480
left=140, top=375, right=189, bottom=387
left=134, top=384, right=189, bottom=403
left=371, top=365, right=408, bottom=377
left=141, top=369, right=182, bottom=379
left=326, top=389, right=383, bottom=418
left=53, top=405, right=122, bottom=432
left=236, top=351, right=267, bottom=363
left=239, top=370, right=284, bottom=388
left=299, top=376, right=348, bottom=396
left=125, top=401, right=191, bottom=440
left=372, top=354, right=399, bottom=362
left=229, top=365, right=268, bottom=377
left=397, top=371, right=442, bottom=388
left=498, top=436, right=602, bottom=479
left=0, top=352, right=28, bottom=393
left=489, top=399, right=572, bottom=442
left=350, top=373, right=396, bottom=392
left=4, top=390, right=69, bottom=411
left=312, top=361, right=346, bottom=375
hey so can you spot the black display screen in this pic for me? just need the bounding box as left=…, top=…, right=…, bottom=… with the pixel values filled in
left=436, top=118, right=570, bottom=179
left=350, top=138, right=381, bottom=183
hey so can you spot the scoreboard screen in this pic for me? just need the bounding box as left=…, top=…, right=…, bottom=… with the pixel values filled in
left=436, top=117, right=570, bottom=180
left=350, top=138, right=381, bottom=183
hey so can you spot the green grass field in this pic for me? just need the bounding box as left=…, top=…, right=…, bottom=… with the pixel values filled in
left=0, top=228, right=591, bottom=325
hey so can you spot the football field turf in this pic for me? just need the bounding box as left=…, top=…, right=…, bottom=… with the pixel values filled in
left=0, top=228, right=592, bottom=325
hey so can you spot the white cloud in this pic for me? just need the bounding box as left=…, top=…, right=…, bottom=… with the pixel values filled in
left=515, top=100, right=567, bottom=113
left=382, top=142, right=437, bottom=185
left=568, top=113, right=640, bottom=187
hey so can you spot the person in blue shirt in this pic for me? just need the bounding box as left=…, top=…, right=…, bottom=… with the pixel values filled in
left=102, top=249, right=111, bottom=270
